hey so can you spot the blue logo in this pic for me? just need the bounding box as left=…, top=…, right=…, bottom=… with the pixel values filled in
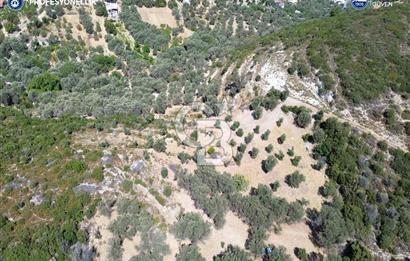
left=351, top=0, right=368, bottom=10
left=7, top=0, right=24, bottom=11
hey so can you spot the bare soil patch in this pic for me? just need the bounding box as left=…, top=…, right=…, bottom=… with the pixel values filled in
left=137, top=7, right=178, bottom=28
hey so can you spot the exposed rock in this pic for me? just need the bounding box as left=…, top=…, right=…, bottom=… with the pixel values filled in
left=101, top=150, right=113, bottom=165
left=70, top=243, right=96, bottom=261
left=131, top=160, right=145, bottom=172
left=30, top=194, right=44, bottom=205
left=74, top=183, right=100, bottom=194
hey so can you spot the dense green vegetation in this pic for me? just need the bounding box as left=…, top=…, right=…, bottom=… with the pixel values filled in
left=268, top=4, right=410, bottom=103
left=306, top=117, right=410, bottom=254
left=0, top=108, right=96, bottom=260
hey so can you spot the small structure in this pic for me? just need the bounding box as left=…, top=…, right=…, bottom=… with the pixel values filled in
left=106, top=2, right=119, bottom=20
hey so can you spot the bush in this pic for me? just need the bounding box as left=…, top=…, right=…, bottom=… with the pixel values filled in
left=344, top=241, right=373, bottom=261
left=172, top=212, right=211, bottom=242
left=277, top=134, right=286, bottom=144
left=275, top=151, right=284, bottom=160
left=291, top=156, right=301, bottom=166
left=214, top=245, right=251, bottom=261
left=265, top=144, right=274, bottom=153
left=263, top=246, right=290, bottom=261
left=95, top=2, right=108, bottom=16
left=238, top=143, right=247, bottom=153
left=253, top=125, right=260, bottom=134
left=104, top=20, right=117, bottom=35
left=276, top=118, right=283, bottom=127
left=161, top=167, right=168, bottom=178
left=176, top=244, right=205, bottom=261
left=294, top=247, right=308, bottom=261
left=163, top=185, right=172, bottom=197
left=236, top=128, right=244, bottom=137
left=153, top=139, right=167, bottom=152
left=270, top=181, right=280, bottom=192
left=79, top=8, right=94, bottom=34
left=262, top=155, right=277, bottom=173
left=295, top=110, right=311, bottom=128
left=178, top=152, right=191, bottom=164
left=231, top=121, right=240, bottom=130
left=287, top=147, right=295, bottom=157
left=261, top=130, right=271, bottom=140
left=28, top=72, right=62, bottom=92
left=244, top=133, right=254, bottom=144
left=249, top=147, right=259, bottom=159
left=285, top=171, right=305, bottom=188
left=233, top=175, right=249, bottom=192
left=252, top=107, right=263, bottom=119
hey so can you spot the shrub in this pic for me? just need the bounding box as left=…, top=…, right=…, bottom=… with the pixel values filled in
left=262, top=155, right=277, bottom=173
left=249, top=147, right=259, bottom=159
left=153, top=139, right=167, bottom=152
left=176, top=244, right=205, bottom=261
left=253, top=125, right=260, bottom=134
left=172, top=212, right=211, bottom=242
left=79, top=8, right=94, bottom=34
left=295, top=110, right=311, bottom=128
left=263, top=246, right=290, bottom=261
left=231, top=121, right=240, bottom=130
left=163, top=185, right=172, bottom=197
left=28, top=72, right=62, bottom=92
left=261, top=130, right=271, bottom=140
left=287, top=147, right=295, bottom=157
left=275, top=151, right=284, bottom=160
left=294, top=247, right=308, bottom=261
left=265, top=144, right=274, bottom=153
left=276, top=118, right=283, bottom=127
left=344, top=241, right=373, bottom=261
left=233, top=175, right=249, bottom=192
left=270, top=181, right=280, bottom=192
left=64, top=160, right=87, bottom=173
left=277, top=134, right=286, bottom=144
left=161, top=167, right=168, bottom=178
left=244, top=133, right=254, bottom=144
left=236, top=128, right=244, bottom=137
left=238, top=143, right=247, bottom=153
left=104, top=20, right=117, bottom=35
left=291, top=156, right=301, bottom=166
left=95, top=2, right=108, bottom=16
left=252, top=107, right=263, bottom=119
left=214, top=245, right=251, bottom=261
left=91, top=167, right=104, bottom=182
left=178, top=152, right=191, bottom=164
left=285, top=171, right=305, bottom=188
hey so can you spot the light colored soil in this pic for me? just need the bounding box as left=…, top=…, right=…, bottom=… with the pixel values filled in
left=218, top=98, right=327, bottom=210
left=137, top=7, right=178, bottom=28
left=83, top=97, right=328, bottom=260
left=197, top=211, right=249, bottom=260
left=89, top=211, right=118, bottom=261
left=122, top=234, right=141, bottom=260
left=268, top=222, right=320, bottom=259
left=59, top=7, right=110, bottom=53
